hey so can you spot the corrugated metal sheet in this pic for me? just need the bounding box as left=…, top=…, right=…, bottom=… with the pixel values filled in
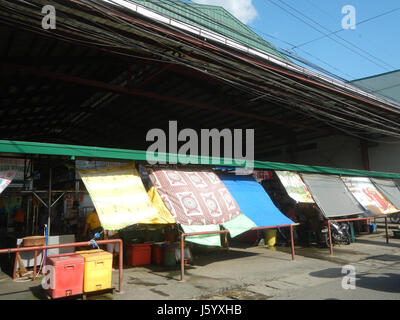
left=301, top=173, right=366, bottom=218
left=351, top=70, right=400, bottom=104
left=131, top=0, right=288, bottom=60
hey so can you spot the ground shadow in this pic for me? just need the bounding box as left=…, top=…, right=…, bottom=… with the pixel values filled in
left=365, top=254, right=400, bottom=262
left=309, top=267, right=400, bottom=294
left=355, top=272, right=400, bottom=294
left=309, top=268, right=343, bottom=279
left=355, top=238, right=400, bottom=249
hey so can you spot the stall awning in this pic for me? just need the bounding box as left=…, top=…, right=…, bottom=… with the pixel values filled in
left=78, top=163, right=175, bottom=230
left=275, top=171, right=315, bottom=203
left=147, top=168, right=242, bottom=226
left=219, top=174, right=294, bottom=227
left=301, top=174, right=365, bottom=218
left=342, top=177, right=399, bottom=216
left=371, top=178, right=400, bottom=210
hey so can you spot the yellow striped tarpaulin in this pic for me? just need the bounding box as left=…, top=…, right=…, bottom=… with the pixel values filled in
left=78, top=163, right=175, bottom=230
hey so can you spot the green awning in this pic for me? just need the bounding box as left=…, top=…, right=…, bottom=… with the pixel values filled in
left=1, top=139, right=400, bottom=179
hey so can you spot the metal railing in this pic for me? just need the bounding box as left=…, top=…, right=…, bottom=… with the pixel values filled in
left=0, top=239, right=123, bottom=293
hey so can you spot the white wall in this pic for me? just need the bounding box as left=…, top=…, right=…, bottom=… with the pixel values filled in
left=368, top=138, right=400, bottom=173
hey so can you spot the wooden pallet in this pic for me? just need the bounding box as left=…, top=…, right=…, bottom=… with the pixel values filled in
left=46, top=287, right=115, bottom=300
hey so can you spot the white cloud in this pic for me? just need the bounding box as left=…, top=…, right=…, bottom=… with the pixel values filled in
left=191, top=0, right=258, bottom=24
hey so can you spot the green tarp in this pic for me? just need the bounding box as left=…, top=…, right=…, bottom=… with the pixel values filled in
left=181, top=224, right=221, bottom=247
left=221, top=213, right=257, bottom=238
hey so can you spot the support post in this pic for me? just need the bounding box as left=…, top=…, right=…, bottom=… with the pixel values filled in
left=119, top=240, right=123, bottom=293
left=33, top=250, right=37, bottom=280
left=328, top=220, right=333, bottom=255
left=180, top=234, right=185, bottom=282
left=385, top=217, right=389, bottom=244
left=290, top=225, right=295, bottom=261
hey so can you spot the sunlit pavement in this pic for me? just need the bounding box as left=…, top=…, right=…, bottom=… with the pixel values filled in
left=0, top=227, right=399, bottom=300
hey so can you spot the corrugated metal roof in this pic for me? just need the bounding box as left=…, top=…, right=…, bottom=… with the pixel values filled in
left=351, top=69, right=400, bottom=104
left=131, top=0, right=288, bottom=60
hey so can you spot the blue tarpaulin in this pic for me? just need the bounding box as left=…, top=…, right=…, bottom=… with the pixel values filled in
left=219, top=174, right=294, bottom=227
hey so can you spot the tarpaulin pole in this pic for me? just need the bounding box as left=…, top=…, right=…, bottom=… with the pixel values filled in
left=180, top=234, right=185, bottom=282
left=290, top=225, right=295, bottom=261
left=118, top=239, right=123, bottom=293
left=328, top=220, right=333, bottom=255
left=385, top=217, right=389, bottom=244
left=180, top=230, right=230, bottom=282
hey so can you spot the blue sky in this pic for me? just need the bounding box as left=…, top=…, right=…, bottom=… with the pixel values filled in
left=186, top=0, right=400, bottom=81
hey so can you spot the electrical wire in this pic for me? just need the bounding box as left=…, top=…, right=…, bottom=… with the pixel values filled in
left=2, top=0, right=400, bottom=141
left=265, top=0, right=393, bottom=72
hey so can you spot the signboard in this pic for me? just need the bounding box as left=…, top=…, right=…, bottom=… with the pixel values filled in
left=342, top=177, right=399, bottom=215
left=0, top=158, right=27, bottom=180
left=0, top=170, right=16, bottom=195
left=275, top=171, right=314, bottom=203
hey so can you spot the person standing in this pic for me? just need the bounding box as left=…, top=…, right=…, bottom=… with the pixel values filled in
left=105, top=230, right=120, bottom=270
left=82, top=210, right=103, bottom=240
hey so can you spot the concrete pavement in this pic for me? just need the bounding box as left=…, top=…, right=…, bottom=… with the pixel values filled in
left=0, top=229, right=399, bottom=300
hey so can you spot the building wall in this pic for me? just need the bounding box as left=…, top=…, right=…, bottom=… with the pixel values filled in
left=368, top=138, right=400, bottom=173
left=263, top=135, right=365, bottom=170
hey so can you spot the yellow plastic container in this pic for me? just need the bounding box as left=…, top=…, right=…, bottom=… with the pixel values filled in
left=265, top=229, right=277, bottom=248
left=75, top=249, right=112, bottom=292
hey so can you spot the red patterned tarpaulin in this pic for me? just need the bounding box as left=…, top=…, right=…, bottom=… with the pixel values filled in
left=147, top=168, right=242, bottom=225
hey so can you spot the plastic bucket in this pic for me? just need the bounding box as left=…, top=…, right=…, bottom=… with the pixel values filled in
left=369, top=224, right=376, bottom=234
left=265, top=229, right=277, bottom=247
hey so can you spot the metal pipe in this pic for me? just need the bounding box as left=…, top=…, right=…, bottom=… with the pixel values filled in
left=179, top=225, right=299, bottom=281
left=385, top=217, right=389, bottom=244
left=328, top=220, right=333, bottom=255
left=0, top=239, right=124, bottom=293
left=47, top=167, right=52, bottom=238
left=33, top=250, right=37, bottom=280
left=290, top=225, right=295, bottom=261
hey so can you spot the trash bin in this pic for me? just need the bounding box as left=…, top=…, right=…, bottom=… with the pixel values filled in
left=265, top=229, right=277, bottom=247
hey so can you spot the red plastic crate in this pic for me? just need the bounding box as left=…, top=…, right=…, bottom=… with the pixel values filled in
left=151, top=243, right=164, bottom=265
left=46, top=253, right=84, bottom=299
left=126, top=243, right=152, bottom=266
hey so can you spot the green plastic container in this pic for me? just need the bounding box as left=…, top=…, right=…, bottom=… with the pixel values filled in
left=163, top=243, right=178, bottom=267
left=350, top=222, right=356, bottom=243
